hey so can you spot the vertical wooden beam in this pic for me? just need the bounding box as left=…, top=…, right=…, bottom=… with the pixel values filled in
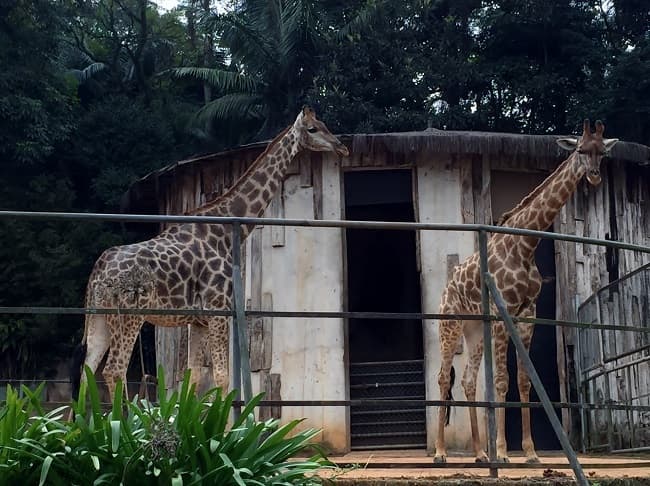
left=312, top=153, right=323, bottom=220
left=270, top=189, right=285, bottom=247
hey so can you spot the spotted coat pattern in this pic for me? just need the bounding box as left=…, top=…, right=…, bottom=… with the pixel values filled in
left=78, top=107, right=349, bottom=400
left=433, top=120, right=619, bottom=464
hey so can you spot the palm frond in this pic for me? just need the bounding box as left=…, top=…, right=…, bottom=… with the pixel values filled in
left=220, top=14, right=275, bottom=73
left=335, top=0, right=387, bottom=41
left=69, top=62, right=108, bottom=82
left=279, top=0, right=321, bottom=61
left=195, top=93, right=264, bottom=124
left=173, top=67, right=258, bottom=93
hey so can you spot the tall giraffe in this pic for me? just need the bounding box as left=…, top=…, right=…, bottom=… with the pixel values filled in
left=433, top=120, right=618, bottom=463
left=73, top=107, right=348, bottom=400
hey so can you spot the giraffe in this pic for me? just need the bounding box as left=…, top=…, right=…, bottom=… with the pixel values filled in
left=72, top=106, right=349, bottom=401
left=433, top=120, right=619, bottom=464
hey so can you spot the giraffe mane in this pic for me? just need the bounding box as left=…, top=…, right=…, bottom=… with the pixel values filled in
left=186, top=125, right=294, bottom=215
left=496, top=155, right=574, bottom=226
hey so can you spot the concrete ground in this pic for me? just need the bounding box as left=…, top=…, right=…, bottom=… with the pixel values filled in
left=321, top=450, right=650, bottom=485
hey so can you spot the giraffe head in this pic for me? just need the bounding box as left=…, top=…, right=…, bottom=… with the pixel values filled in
left=556, top=119, right=619, bottom=185
left=294, top=106, right=349, bottom=156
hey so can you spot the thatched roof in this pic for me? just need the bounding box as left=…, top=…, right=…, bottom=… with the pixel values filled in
left=122, top=129, right=650, bottom=213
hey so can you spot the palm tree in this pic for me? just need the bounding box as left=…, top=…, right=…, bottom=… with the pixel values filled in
left=174, top=0, right=326, bottom=141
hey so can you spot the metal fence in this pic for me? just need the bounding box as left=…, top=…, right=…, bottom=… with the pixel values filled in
left=577, top=262, right=650, bottom=453
left=1, top=210, right=650, bottom=485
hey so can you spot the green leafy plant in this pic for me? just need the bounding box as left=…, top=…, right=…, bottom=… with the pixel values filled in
left=0, top=367, right=334, bottom=485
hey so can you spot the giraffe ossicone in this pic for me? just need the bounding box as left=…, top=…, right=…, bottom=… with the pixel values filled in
left=72, top=106, right=348, bottom=402
left=433, top=120, right=618, bottom=464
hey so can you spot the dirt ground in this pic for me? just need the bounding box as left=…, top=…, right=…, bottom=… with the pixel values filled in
left=320, top=449, right=650, bottom=485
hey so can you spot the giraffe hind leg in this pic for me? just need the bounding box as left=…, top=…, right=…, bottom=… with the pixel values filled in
left=102, top=315, right=143, bottom=403
left=434, top=319, right=463, bottom=463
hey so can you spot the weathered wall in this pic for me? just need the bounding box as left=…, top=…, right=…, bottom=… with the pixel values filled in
left=417, top=152, right=478, bottom=452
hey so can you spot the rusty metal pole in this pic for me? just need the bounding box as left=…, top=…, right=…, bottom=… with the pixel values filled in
left=478, top=230, right=498, bottom=478
left=485, top=272, right=588, bottom=486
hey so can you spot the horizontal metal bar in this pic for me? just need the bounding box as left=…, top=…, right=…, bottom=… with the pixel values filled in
left=603, top=343, right=650, bottom=364
left=2, top=306, right=649, bottom=334
left=332, top=461, right=650, bottom=470
left=611, top=446, right=650, bottom=454
left=1, top=210, right=648, bottom=253
left=35, top=398, right=650, bottom=412
left=583, top=355, right=650, bottom=380
left=579, top=263, right=650, bottom=309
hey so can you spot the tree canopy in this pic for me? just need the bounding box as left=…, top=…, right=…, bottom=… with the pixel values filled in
left=1, top=0, right=648, bottom=377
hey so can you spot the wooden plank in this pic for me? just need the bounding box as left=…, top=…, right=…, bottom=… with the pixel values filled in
left=270, top=190, right=285, bottom=247
left=300, top=152, right=312, bottom=187
left=248, top=228, right=265, bottom=371
left=259, top=371, right=282, bottom=421
left=411, top=164, right=421, bottom=273
left=312, top=153, right=323, bottom=220
left=459, top=158, right=474, bottom=224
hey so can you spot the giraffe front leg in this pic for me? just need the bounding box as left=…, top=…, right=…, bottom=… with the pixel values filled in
left=462, top=323, right=488, bottom=463
left=434, top=319, right=462, bottom=463
left=492, top=322, right=510, bottom=462
left=516, top=320, right=539, bottom=464
left=208, top=316, right=230, bottom=394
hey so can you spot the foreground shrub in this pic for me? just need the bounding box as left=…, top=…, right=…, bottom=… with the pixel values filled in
left=0, top=368, right=332, bottom=485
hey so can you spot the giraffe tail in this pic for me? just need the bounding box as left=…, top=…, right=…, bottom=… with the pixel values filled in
left=70, top=316, right=90, bottom=402
left=445, top=366, right=456, bottom=426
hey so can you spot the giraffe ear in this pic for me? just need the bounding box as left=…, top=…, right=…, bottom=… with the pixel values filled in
left=556, top=137, right=579, bottom=151
left=603, top=138, right=619, bottom=153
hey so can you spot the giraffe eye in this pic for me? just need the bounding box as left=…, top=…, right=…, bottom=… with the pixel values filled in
left=307, top=127, right=318, bottom=133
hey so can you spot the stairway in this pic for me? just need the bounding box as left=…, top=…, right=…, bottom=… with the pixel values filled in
left=349, top=359, right=427, bottom=450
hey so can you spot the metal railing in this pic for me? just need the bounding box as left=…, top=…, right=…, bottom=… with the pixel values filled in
left=578, top=262, right=650, bottom=453
left=1, top=210, right=650, bottom=484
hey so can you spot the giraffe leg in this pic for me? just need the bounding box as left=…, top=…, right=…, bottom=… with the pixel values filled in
left=81, top=314, right=110, bottom=387
left=516, top=318, right=539, bottom=463
left=208, top=316, right=230, bottom=393
left=462, top=322, right=489, bottom=462
left=187, top=322, right=209, bottom=394
left=102, top=315, right=143, bottom=402
left=434, top=319, right=463, bottom=463
left=492, top=321, right=510, bottom=462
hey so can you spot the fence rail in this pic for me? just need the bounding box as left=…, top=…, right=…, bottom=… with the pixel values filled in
left=2, top=210, right=650, bottom=484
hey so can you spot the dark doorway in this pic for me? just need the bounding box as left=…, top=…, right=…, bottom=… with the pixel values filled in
left=505, top=235, right=561, bottom=450
left=344, top=169, right=425, bottom=449
left=490, top=170, right=561, bottom=451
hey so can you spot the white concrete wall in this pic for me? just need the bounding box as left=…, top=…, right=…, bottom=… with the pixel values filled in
left=246, top=154, right=348, bottom=452
left=416, top=153, right=482, bottom=452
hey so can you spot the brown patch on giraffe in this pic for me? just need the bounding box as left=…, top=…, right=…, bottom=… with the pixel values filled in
left=250, top=200, right=263, bottom=215
left=231, top=196, right=247, bottom=215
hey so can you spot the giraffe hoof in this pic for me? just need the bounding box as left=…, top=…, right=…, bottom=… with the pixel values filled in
left=496, top=456, right=510, bottom=463
left=475, top=454, right=489, bottom=463
left=433, top=455, right=447, bottom=463
left=525, top=456, right=541, bottom=464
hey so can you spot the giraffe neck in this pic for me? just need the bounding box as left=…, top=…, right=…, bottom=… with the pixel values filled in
left=196, top=124, right=302, bottom=238
left=499, top=152, right=585, bottom=254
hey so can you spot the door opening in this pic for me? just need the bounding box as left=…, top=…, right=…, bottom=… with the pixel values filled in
left=344, top=169, right=425, bottom=449
left=491, top=170, right=561, bottom=450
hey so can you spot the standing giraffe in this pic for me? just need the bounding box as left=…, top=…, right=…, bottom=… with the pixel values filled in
left=433, top=120, right=619, bottom=463
left=73, top=106, right=348, bottom=401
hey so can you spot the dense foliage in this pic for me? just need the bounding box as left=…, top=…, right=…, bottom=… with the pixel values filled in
left=0, top=368, right=331, bottom=484
left=1, top=0, right=649, bottom=378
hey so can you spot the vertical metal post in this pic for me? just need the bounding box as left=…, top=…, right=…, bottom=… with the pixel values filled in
left=232, top=222, right=253, bottom=404
left=478, top=230, right=498, bottom=478
left=485, top=272, right=589, bottom=486
left=574, top=324, right=588, bottom=452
